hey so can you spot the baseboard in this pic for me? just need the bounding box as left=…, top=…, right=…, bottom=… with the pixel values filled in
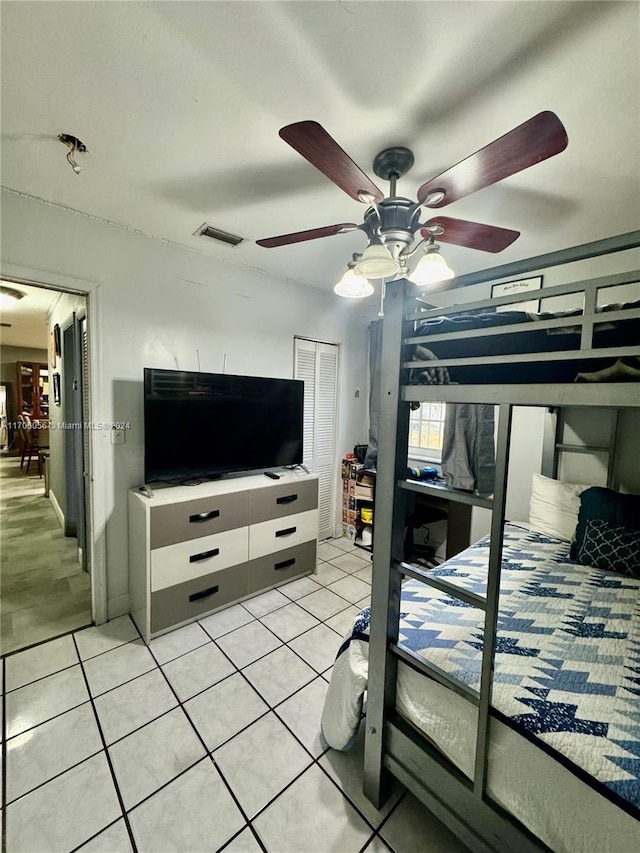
left=49, top=489, right=65, bottom=529
left=107, top=594, right=130, bottom=620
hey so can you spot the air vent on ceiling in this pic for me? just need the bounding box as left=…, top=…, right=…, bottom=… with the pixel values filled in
left=194, top=223, right=244, bottom=247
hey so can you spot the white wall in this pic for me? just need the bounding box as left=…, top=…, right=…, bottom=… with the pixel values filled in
left=1, top=189, right=372, bottom=617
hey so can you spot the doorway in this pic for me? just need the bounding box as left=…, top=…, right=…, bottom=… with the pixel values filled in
left=294, top=336, right=339, bottom=540
left=0, top=281, right=92, bottom=654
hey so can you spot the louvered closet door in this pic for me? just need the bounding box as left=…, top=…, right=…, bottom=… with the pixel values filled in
left=294, top=338, right=339, bottom=540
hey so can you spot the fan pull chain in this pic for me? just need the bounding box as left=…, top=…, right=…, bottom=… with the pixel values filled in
left=378, top=279, right=386, bottom=317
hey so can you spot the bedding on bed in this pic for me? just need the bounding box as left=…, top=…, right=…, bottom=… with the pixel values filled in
left=321, top=523, right=640, bottom=816
left=407, top=301, right=640, bottom=385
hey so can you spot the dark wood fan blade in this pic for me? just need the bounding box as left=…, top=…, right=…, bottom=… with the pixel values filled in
left=280, top=121, right=384, bottom=203
left=417, top=111, right=568, bottom=207
left=421, top=217, right=520, bottom=253
left=256, top=223, right=360, bottom=248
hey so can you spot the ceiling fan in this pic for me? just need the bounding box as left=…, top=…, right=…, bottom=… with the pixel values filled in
left=257, top=112, right=568, bottom=296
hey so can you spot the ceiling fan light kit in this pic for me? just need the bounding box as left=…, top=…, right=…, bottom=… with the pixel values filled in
left=410, top=245, right=456, bottom=286
left=257, top=112, right=568, bottom=300
left=353, top=243, right=400, bottom=279
left=333, top=268, right=375, bottom=299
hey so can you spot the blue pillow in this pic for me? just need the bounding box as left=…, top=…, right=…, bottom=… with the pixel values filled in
left=575, top=518, right=640, bottom=577
left=570, top=486, right=640, bottom=561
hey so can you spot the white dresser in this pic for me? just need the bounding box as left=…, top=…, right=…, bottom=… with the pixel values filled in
left=128, top=469, right=319, bottom=642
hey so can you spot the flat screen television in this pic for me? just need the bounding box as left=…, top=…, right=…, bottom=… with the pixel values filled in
left=144, top=368, right=304, bottom=484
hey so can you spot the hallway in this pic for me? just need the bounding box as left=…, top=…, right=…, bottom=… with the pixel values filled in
left=0, top=452, right=91, bottom=654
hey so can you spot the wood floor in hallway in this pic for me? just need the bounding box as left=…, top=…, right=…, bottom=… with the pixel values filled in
left=1, top=452, right=91, bottom=655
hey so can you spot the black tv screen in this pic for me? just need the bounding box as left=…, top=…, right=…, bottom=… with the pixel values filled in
left=144, top=368, right=304, bottom=484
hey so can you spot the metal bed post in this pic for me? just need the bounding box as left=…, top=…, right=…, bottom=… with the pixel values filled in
left=473, top=403, right=513, bottom=797
left=363, top=278, right=412, bottom=808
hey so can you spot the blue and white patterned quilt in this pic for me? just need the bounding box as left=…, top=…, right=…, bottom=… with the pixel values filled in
left=321, top=523, right=640, bottom=814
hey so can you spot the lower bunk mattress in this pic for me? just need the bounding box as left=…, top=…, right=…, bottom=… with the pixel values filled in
left=321, top=524, right=640, bottom=853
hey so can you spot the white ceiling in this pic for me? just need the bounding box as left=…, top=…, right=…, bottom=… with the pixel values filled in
left=0, top=282, right=62, bottom=350
left=1, top=1, right=639, bottom=292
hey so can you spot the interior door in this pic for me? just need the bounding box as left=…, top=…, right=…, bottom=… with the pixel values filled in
left=63, top=313, right=88, bottom=568
left=294, top=337, right=339, bottom=540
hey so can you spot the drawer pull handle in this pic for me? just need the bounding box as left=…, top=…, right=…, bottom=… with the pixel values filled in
left=189, top=510, right=220, bottom=523
left=189, top=548, right=220, bottom=563
left=189, top=584, right=219, bottom=602
left=275, top=526, right=297, bottom=538
left=275, top=558, right=296, bottom=571
left=276, top=494, right=298, bottom=505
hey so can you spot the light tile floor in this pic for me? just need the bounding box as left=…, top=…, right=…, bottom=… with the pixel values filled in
left=1, top=537, right=469, bottom=853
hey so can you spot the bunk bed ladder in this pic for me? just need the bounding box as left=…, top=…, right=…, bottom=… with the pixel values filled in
left=542, top=407, right=620, bottom=488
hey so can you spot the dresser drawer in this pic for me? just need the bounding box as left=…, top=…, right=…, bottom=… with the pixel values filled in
left=150, top=564, right=248, bottom=634
left=250, top=478, right=318, bottom=524
left=249, top=509, right=319, bottom=560
left=151, top=527, right=249, bottom=592
left=247, top=540, right=317, bottom=592
left=150, top=490, right=249, bottom=550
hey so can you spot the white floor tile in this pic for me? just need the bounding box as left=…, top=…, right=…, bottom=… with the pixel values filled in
left=318, top=542, right=347, bottom=562
left=161, top=642, right=235, bottom=701
left=329, top=552, right=371, bottom=573
left=279, top=575, right=322, bottom=601
left=198, top=603, right=254, bottom=639
left=5, top=634, right=79, bottom=692
left=223, top=827, right=263, bottom=852
left=213, top=712, right=311, bottom=817
left=83, top=639, right=157, bottom=697
left=296, top=588, right=353, bottom=621
left=215, top=621, right=281, bottom=669
left=148, top=621, right=210, bottom=665
left=94, top=669, right=178, bottom=745
left=275, top=678, right=329, bottom=757
left=242, top=588, right=290, bottom=618
left=75, top=819, right=133, bottom=853
left=243, top=646, right=316, bottom=706
left=325, top=606, right=360, bottom=637
left=108, top=707, right=206, bottom=809
left=328, top=575, right=371, bottom=605
left=380, top=791, right=470, bottom=852
left=6, top=703, right=102, bottom=803
left=364, top=837, right=394, bottom=853
left=128, top=759, right=244, bottom=853
left=259, top=601, right=319, bottom=642
left=314, top=561, right=349, bottom=586
left=288, top=624, right=342, bottom=674
left=184, top=672, right=268, bottom=752
left=355, top=596, right=371, bottom=610
left=74, top=615, right=139, bottom=660
left=328, top=537, right=359, bottom=553
left=253, top=764, right=373, bottom=853
left=318, top=725, right=403, bottom=828
left=353, top=565, right=373, bottom=585
left=5, top=752, right=121, bottom=853
left=5, top=664, right=89, bottom=738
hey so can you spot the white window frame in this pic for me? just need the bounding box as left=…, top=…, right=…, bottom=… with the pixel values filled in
left=408, top=401, right=445, bottom=464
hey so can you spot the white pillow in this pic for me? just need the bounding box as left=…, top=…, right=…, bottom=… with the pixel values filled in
left=528, top=473, right=591, bottom=541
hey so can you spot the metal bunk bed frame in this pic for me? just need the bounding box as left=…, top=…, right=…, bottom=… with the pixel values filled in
left=362, top=261, right=640, bottom=852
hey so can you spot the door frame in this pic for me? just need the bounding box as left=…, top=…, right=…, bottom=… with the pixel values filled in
left=0, top=262, right=108, bottom=624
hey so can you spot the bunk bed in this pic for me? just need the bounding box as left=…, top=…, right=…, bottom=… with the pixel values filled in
left=321, top=266, right=640, bottom=853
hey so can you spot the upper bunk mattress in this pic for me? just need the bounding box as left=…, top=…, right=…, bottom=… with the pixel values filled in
left=409, top=301, right=640, bottom=384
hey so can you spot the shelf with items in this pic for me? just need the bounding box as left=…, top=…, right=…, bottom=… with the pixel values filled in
left=341, top=456, right=376, bottom=551
left=17, top=361, right=49, bottom=420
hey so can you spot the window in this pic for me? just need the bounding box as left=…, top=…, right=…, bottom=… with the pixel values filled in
left=408, top=401, right=445, bottom=462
